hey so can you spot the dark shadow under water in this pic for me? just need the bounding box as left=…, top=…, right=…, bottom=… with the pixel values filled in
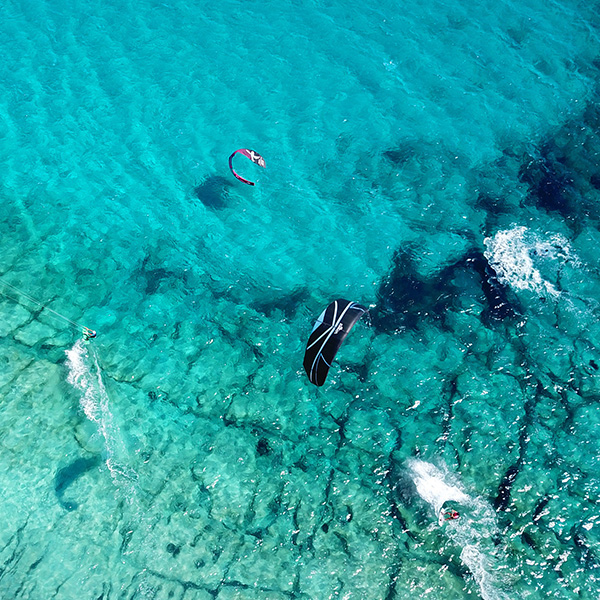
left=193, top=175, right=233, bottom=210
left=371, top=246, right=519, bottom=333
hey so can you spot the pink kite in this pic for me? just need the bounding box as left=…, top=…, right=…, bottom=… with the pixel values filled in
left=228, top=148, right=266, bottom=186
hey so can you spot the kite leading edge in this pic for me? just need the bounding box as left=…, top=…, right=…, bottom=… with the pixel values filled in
left=303, top=299, right=367, bottom=386
left=228, top=148, right=266, bottom=186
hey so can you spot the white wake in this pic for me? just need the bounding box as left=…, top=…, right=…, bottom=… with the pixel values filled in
left=483, top=226, right=575, bottom=298
left=65, top=339, right=138, bottom=491
left=408, top=459, right=516, bottom=600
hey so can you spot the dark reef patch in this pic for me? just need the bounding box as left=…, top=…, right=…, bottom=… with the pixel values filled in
left=494, top=463, right=520, bottom=511
left=519, top=145, right=576, bottom=221
left=532, top=496, right=550, bottom=522
left=382, top=145, right=416, bottom=166
left=252, top=287, right=310, bottom=319
left=371, top=247, right=519, bottom=333
left=166, top=543, right=181, bottom=557
left=590, top=174, right=600, bottom=190
left=370, top=248, right=449, bottom=332
left=475, top=192, right=510, bottom=216
left=339, top=360, right=370, bottom=383
left=136, top=252, right=180, bottom=296
left=256, top=437, right=271, bottom=456
left=143, top=267, right=171, bottom=295
left=465, top=250, right=518, bottom=323
left=517, top=105, right=600, bottom=230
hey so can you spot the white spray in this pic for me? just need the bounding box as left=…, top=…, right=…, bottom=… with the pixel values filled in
left=65, top=339, right=138, bottom=493
left=483, top=226, right=575, bottom=298
left=408, top=459, right=517, bottom=600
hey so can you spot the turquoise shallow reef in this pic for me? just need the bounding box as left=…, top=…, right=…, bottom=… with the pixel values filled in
left=0, top=0, right=600, bottom=598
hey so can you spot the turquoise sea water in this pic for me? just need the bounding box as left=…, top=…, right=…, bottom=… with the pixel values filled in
left=0, top=0, right=600, bottom=597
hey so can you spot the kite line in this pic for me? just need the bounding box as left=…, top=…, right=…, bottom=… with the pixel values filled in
left=0, top=278, right=96, bottom=340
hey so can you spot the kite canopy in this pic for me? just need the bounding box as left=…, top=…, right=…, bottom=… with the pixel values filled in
left=303, top=299, right=368, bottom=386
left=228, top=148, right=266, bottom=186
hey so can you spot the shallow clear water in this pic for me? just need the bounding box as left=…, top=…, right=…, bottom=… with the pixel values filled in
left=0, top=0, right=599, bottom=598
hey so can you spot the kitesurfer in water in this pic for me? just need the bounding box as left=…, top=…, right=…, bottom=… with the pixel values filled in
left=438, top=506, right=460, bottom=525
left=82, top=328, right=97, bottom=341
left=439, top=507, right=460, bottom=523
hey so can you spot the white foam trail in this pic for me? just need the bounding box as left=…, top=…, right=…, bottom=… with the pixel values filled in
left=409, top=459, right=471, bottom=514
left=408, top=459, right=515, bottom=600
left=484, top=226, right=575, bottom=298
left=65, top=340, right=138, bottom=492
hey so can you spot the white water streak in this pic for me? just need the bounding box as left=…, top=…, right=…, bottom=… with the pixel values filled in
left=65, top=340, right=138, bottom=492
left=408, top=459, right=516, bottom=600
left=484, top=226, right=575, bottom=297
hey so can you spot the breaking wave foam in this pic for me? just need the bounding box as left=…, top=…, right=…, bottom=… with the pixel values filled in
left=484, top=226, right=575, bottom=297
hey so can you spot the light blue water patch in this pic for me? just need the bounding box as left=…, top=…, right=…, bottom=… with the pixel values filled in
left=0, top=0, right=599, bottom=597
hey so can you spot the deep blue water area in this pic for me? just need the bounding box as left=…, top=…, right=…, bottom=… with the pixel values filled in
left=0, top=0, right=599, bottom=598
